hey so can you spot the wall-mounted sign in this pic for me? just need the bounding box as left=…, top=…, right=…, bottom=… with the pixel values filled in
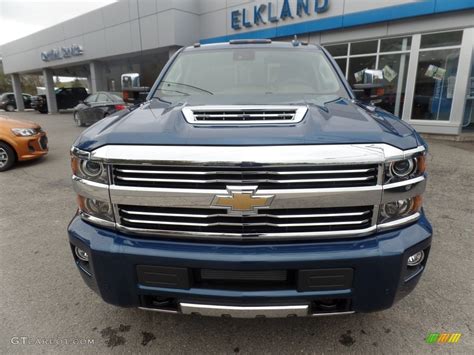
left=231, top=0, right=329, bottom=30
left=41, top=44, right=84, bottom=62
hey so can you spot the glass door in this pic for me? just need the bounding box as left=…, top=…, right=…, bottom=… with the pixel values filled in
left=462, top=58, right=474, bottom=131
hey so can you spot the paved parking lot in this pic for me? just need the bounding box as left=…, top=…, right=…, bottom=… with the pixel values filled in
left=0, top=111, right=473, bottom=354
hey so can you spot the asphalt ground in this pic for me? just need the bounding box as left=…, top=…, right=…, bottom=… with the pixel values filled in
left=0, top=110, right=473, bottom=354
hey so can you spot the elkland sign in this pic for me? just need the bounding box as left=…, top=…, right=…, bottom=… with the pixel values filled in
left=231, top=0, right=329, bottom=30
left=41, top=44, right=84, bottom=62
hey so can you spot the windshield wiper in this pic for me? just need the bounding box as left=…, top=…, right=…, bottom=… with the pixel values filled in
left=155, top=88, right=190, bottom=96
left=161, top=81, right=213, bottom=95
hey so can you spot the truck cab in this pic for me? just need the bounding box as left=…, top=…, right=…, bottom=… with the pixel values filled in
left=68, top=40, right=432, bottom=318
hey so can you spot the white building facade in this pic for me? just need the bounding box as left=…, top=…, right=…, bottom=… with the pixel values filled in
left=2, top=0, right=474, bottom=134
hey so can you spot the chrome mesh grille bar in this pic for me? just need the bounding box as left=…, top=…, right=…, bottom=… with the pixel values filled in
left=112, top=164, right=379, bottom=190
left=182, top=106, right=308, bottom=125
left=117, top=205, right=374, bottom=238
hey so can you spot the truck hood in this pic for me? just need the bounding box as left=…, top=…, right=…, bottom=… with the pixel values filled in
left=74, top=95, right=422, bottom=151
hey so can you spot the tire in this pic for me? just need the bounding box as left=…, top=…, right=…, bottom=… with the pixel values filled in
left=0, top=142, right=16, bottom=172
left=5, top=104, right=15, bottom=112
left=74, top=112, right=85, bottom=127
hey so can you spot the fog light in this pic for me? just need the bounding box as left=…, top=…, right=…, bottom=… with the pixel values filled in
left=75, top=247, right=89, bottom=262
left=407, top=250, right=424, bottom=267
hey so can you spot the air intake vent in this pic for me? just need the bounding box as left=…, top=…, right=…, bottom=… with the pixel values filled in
left=182, top=106, right=308, bottom=125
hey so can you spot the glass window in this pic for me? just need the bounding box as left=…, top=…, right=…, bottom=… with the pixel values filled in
left=350, top=40, right=378, bottom=55
left=378, top=53, right=410, bottom=116
left=380, top=37, right=411, bottom=52
left=334, top=58, right=347, bottom=76
left=97, top=93, right=110, bottom=102
left=325, top=43, right=348, bottom=57
left=412, top=48, right=460, bottom=121
left=462, top=59, right=474, bottom=131
left=156, top=48, right=349, bottom=100
left=84, top=94, right=98, bottom=103
left=110, top=94, right=123, bottom=101
left=420, top=31, right=463, bottom=49
left=348, top=56, right=376, bottom=86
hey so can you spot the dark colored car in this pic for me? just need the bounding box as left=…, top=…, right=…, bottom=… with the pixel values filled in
left=73, top=92, right=126, bottom=127
left=68, top=41, right=431, bottom=318
left=32, top=87, right=88, bottom=113
left=0, top=93, right=32, bottom=112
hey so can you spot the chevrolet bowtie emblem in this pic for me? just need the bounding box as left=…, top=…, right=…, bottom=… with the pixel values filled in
left=212, top=186, right=274, bottom=215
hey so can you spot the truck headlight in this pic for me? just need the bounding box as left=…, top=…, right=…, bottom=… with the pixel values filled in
left=385, top=155, right=426, bottom=183
left=378, top=195, right=423, bottom=225
left=71, top=157, right=108, bottom=184
left=77, top=195, right=115, bottom=222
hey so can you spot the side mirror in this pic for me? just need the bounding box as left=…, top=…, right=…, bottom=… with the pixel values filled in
left=352, top=69, right=385, bottom=106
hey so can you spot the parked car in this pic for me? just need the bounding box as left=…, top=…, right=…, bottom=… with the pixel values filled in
left=0, top=115, right=48, bottom=171
left=73, top=92, right=127, bottom=127
left=0, top=92, right=32, bottom=112
left=68, top=40, right=431, bottom=317
left=32, top=87, right=88, bottom=113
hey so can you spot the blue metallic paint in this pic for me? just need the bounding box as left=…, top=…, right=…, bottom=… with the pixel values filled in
left=73, top=43, right=424, bottom=152
left=73, top=96, right=423, bottom=151
left=68, top=213, right=432, bottom=311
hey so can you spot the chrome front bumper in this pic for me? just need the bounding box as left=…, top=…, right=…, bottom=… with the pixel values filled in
left=139, top=303, right=355, bottom=318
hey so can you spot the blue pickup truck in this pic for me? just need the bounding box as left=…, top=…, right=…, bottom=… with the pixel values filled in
left=68, top=40, right=432, bottom=318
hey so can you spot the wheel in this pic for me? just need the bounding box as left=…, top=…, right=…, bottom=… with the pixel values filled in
left=5, top=104, right=15, bottom=112
left=74, top=112, right=85, bottom=127
left=0, top=142, right=16, bottom=172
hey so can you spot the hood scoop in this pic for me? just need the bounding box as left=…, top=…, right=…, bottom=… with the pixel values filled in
left=181, top=105, right=308, bottom=125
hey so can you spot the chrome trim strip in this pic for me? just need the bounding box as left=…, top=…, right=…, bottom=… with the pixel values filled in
left=384, top=145, right=426, bottom=162
left=79, top=211, right=115, bottom=228
left=119, top=209, right=371, bottom=219
left=377, top=212, right=421, bottom=231
left=91, top=144, right=393, bottom=165
left=115, top=224, right=377, bottom=240
left=115, top=175, right=374, bottom=183
left=381, top=176, right=426, bottom=203
left=72, top=176, right=110, bottom=201
left=179, top=303, right=309, bottom=318
left=384, top=175, right=425, bottom=189
left=114, top=168, right=375, bottom=175
left=109, top=184, right=383, bottom=208
left=311, top=311, right=355, bottom=317
left=120, top=217, right=370, bottom=228
left=182, top=105, right=308, bottom=125
left=71, top=146, right=91, bottom=159
left=138, top=307, right=179, bottom=314
left=89, top=143, right=425, bottom=165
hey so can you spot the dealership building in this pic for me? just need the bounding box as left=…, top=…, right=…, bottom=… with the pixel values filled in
left=1, top=0, right=474, bottom=135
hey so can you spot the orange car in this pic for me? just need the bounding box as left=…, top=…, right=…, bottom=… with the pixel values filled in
left=0, top=115, right=48, bottom=171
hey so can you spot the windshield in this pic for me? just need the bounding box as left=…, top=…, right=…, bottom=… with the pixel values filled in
left=155, top=47, right=348, bottom=99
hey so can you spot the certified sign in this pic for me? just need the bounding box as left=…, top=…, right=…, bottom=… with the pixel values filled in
left=41, top=44, right=84, bottom=62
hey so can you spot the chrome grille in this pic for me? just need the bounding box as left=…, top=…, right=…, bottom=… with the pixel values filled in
left=182, top=106, right=308, bottom=124
left=112, top=164, right=378, bottom=189
left=117, top=205, right=374, bottom=239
